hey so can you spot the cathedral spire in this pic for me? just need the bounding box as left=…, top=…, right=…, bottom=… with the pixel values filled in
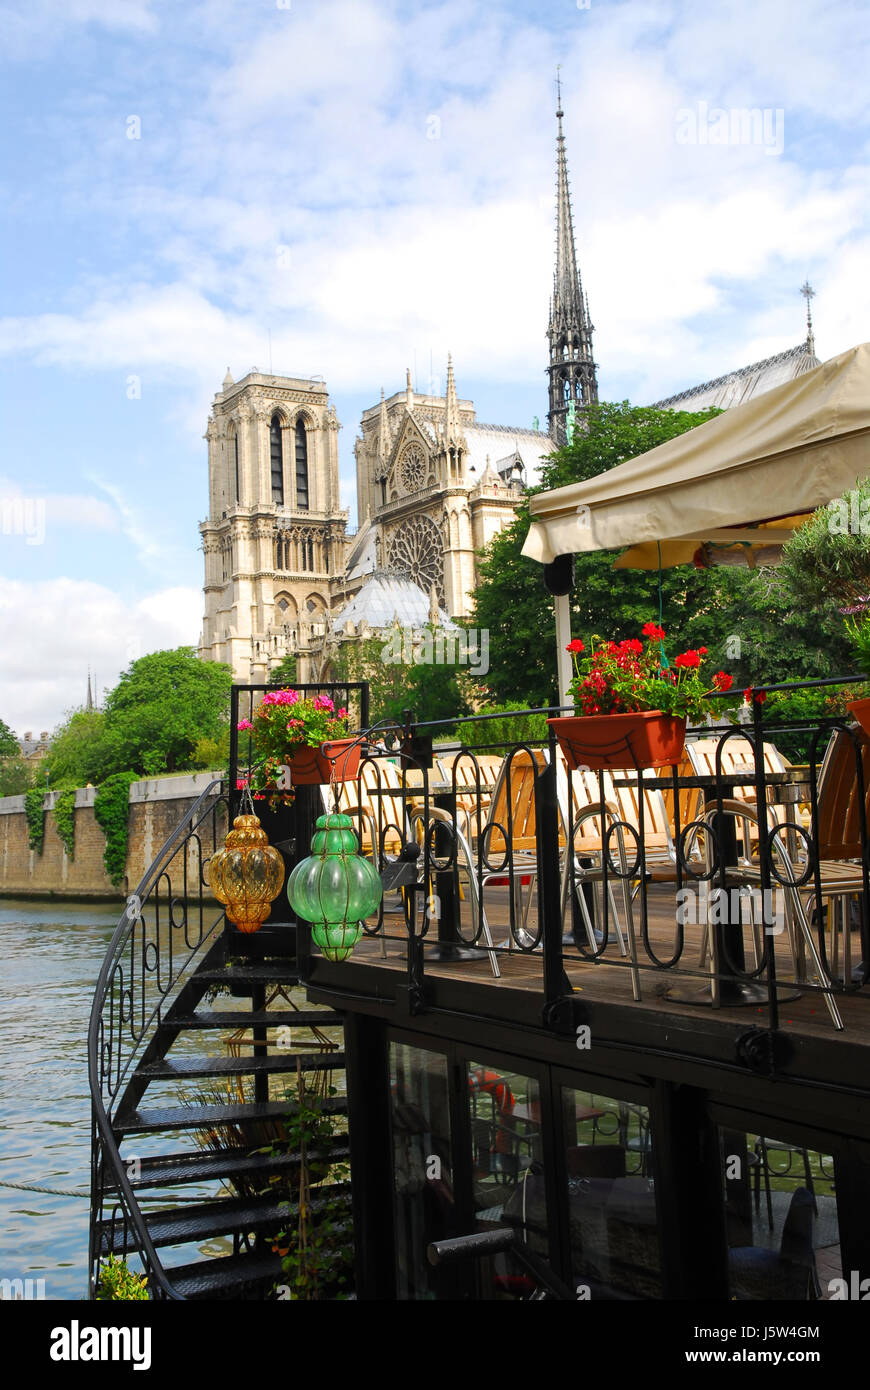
left=377, top=387, right=389, bottom=461
left=547, top=71, right=598, bottom=445
left=444, top=353, right=463, bottom=445
left=405, top=367, right=414, bottom=411
left=86, top=668, right=94, bottom=712
left=801, top=280, right=816, bottom=358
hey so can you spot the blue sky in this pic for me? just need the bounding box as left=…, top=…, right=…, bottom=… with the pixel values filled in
left=1, top=0, right=869, bottom=733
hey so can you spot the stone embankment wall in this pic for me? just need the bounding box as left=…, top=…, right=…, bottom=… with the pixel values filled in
left=0, top=773, right=225, bottom=900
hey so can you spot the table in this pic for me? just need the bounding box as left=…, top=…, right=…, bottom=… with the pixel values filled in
left=610, top=767, right=810, bottom=1007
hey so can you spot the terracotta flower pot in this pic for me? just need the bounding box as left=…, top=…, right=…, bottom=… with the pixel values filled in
left=548, top=711, right=687, bottom=771
left=846, top=697, right=870, bottom=737
left=286, top=738, right=362, bottom=785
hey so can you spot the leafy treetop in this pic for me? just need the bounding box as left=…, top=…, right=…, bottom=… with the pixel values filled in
left=470, top=401, right=851, bottom=709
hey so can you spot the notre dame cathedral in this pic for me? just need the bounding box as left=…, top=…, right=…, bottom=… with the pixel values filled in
left=198, top=86, right=818, bottom=684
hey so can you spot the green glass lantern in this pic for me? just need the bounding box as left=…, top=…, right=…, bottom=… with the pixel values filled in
left=287, top=812, right=383, bottom=961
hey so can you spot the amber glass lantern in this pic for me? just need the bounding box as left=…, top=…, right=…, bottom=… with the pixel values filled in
left=208, top=811, right=285, bottom=934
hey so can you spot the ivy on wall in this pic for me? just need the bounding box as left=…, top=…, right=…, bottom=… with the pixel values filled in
left=54, top=789, right=76, bottom=860
left=94, top=772, right=137, bottom=887
left=24, top=787, right=46, bottom=853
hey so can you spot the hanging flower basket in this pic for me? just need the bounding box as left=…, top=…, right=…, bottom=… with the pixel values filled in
left=285, top=738, right=362, bottom=785
left=555, top=625, right=737, bottom=770
left=549, top=711, right=687, bottom=771
left=846, top=697, right=870, bottom=737
left=239, top=691, right=362, bottom=807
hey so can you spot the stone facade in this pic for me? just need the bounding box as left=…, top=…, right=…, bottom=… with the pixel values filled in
left=198, top=369, right=348, bottom=684
left=198, top=358, right=552, bottom=682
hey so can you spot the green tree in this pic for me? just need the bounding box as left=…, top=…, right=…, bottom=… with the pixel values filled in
left=43, top=708, right=110, bottom=788
left=469, top=401, right=852, bottom=707
left=269, top=653, right=298, bottom=685
left=332, top=627, right=472, bottom=727
left=0, top=718, right=32, bottom=797
left=100, top=648, right=233, bottom=776
left=0, top=753, right=34, bottom=798
left=0, top=718, right=19, bottom=760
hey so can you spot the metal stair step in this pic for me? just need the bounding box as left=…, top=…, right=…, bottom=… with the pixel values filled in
left=135, top=1051, right=345, bottom=1080
left=98, top=1188, right=353, bottom=1252
left=162, top=1250, right=287, bottom=1299
left=194, top=965, right=304, bottom=986
left=163, top=1011, right=341, bottom=1030
left=112, top=1096, right=348, bottom=1136
left=167, top=1245, right=351, bottom=1299
left=105, top=1141, right=351, bottom=1191
left=98, top=1195, right=284, bottom=1253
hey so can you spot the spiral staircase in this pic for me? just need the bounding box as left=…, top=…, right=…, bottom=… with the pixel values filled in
left=88, top=778, right=352, bottom=1300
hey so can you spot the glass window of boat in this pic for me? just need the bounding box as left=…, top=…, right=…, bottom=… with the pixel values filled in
left=467, top=1060, right=545, bottom=1299
left=563, top=1087, right=661, bottom=1300
left=720, top=1127, right=840, bottom=1300
left=389, top=1043, right=454, bottom=1299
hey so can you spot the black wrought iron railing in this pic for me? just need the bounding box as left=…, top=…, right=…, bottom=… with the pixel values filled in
left=88, top=778, right=229, bottom=1299
left=285, top=675, right=870, bottom=1043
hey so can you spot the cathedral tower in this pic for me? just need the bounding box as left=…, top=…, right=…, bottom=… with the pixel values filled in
left=199, top=368, right=347, bottom=682
left=547, top=76, right=598, bottom=444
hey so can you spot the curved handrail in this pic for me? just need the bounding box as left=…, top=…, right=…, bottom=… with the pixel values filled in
left=88, top=777, right=229, bottom=1299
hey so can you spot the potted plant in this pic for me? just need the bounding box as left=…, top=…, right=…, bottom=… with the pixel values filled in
left=239, top=691, right=361, bottom=808
left=550, top=622, right=735, bottom=770
left=778, top=480, right=870, bottom=734
left=845, top=615, right=870, bottom=734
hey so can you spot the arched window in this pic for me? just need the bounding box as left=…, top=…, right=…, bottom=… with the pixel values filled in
left=295, top=420, right=309, bottom=510
left=233, top=433, right=239, bottom=502
left=270, top=416, right=284, bottom=504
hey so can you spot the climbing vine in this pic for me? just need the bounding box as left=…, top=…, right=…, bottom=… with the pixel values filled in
left=24, top=787, right=46, bottom=853
left=94, top=771, right=137, bottom=887
left=54, top=789, right=76, bottom=860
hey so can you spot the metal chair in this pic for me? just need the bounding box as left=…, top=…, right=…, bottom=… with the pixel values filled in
left=694, top=797, right=844, bottom=1029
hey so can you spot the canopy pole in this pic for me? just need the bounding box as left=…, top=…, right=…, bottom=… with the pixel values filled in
left=554, top=592, right=574, bottom=709
left=543, top=553, right=576, bottom=710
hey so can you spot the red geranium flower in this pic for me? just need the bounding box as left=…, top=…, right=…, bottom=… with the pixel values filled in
left=675, top=650, right=701, bottom=669
left=744, top=687, right=767, bottom=704
left=566, top=639, right=585, bottom=652
left=642, top=622, right=665, bottom=641
left=713, top=671, right=734, bottom=692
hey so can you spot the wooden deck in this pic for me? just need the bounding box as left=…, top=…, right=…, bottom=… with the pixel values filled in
left=341, top=882, right=870, bottom=1047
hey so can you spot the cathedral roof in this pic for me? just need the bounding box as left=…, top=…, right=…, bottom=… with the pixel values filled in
left=650, top=341, right=821, bottom=413
left=465, top=425, right=553, bottom=487
left=344, top=521, right=378, bottom=584
left=331, top=571, right=454, bottom=634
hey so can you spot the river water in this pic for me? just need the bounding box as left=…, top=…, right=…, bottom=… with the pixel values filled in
left=0, top=899, right=251, bottom=1301
left=0, top=900, right=120, bottom=1300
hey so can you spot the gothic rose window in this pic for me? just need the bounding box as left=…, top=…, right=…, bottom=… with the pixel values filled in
left=387, top=515, right=444, bottom=605
left=399, top=442, right=426, bottom=493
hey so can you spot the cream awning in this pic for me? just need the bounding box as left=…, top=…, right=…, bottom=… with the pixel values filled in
left=522, top=341, right=870, bottom=565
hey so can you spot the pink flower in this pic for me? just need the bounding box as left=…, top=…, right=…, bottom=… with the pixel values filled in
left=337, top=707, right=348, bottom=718
left=313, top=694, right=334, bottom=712
left=237, top=718, right=254, bottom=731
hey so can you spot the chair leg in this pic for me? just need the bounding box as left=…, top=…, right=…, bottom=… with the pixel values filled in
left=755, top=1138, right=774, bottom=1232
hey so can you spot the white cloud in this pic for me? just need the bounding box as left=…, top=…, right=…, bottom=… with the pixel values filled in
left=0, top=477, right=120, bottom=544
left=0, top=577, right=203, bottom=735
left=5, top=0, right=158, bottom=59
